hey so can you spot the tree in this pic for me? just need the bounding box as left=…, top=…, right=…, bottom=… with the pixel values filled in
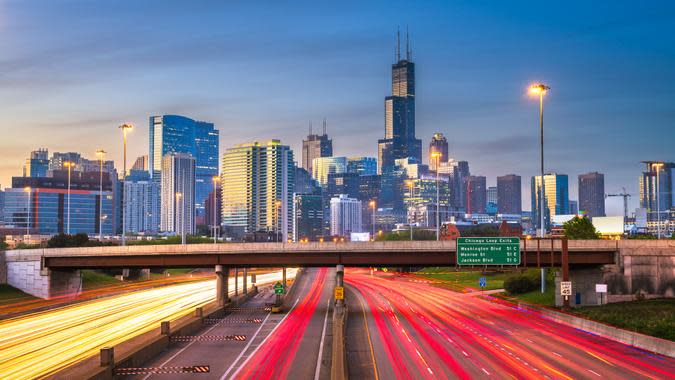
left=563, top=217, right=600, bottom=239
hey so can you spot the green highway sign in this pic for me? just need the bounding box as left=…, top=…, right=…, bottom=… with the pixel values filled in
left=457, top=237, right=521, bottom=265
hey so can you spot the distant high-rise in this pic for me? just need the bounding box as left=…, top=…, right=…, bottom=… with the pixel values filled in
left=312, top=157, right=347, bottom=185
left=204, top=183, right=222, bottom=233
left=124, top=170, right=160, bottom=233
left=486, top=186, right=498, bottom=215
left=221, top=140, right=294, bottom=241
left=377, top=31, right=421, bottom=174
left=531, top=173, right=569, bottom=231
left=464, top=176, right=487, bottom=214
left=293, top=193, right=323, bottom=241
left=23, top=149, right=49, bottom=178
left=358, top=174, right=381, bottom=232
left=160, top=153, right=196, bottom=236
left=570, top=200, right=579, bottom=215
left=330, top=194, right=362, bottom=237
left=578, top=172, right=605, bottom=218
left=428, top=133, right=448, bottom=171
left=639, top=162, right=674, bottom=234
left=347, top=157, right=377, bottom=176
left=453, top=161, right=470, bottom=210
left=132, top=155, right=149, bottom=171
left=149, top=115, right=219, bottom=215
left=497, top=174, right=522, bottom=215
left=301, top=120, right=333, bottom=175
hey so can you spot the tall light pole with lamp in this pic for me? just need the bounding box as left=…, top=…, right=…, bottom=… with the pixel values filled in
left=274, top=200, right=282, bottom=242
left=369, top=200, right=376, bottom=240
left=431, top=152, right=442, bottom=240
left=96, top=149, right=107, bottom=241
left=176, top=192, right=186, bottom=245
left=212, top=176, right=219, bottom=244
left=64, top=161, right=74, bottom=235
left=405, top=180, right=414, bottom=240
left=652, top=162, right=664, bottom=239
left=119, top=123, right=133, bottom=246
left=529, top=83, right=550, bottom=238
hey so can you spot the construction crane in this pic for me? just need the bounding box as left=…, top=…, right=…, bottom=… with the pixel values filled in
left=606, top=187, right=631, bottom=219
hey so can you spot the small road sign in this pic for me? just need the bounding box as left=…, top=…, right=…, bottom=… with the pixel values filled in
left=170, top=334, right=247, bottom=342
left=560, top=281, right=572, bottom=296
left=595, top=284, right=607, bottom=293
left=479, top=277, right=487, bottom=288
left=115, top=365, right=210, bottom=375
left=334, top=286, right=344, bottom=300
left=457, top=237, right=521, bottom=265
left=274, top=282, right=284, bottom=295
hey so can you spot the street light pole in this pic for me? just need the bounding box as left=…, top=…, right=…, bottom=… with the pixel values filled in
left=653, top=162, right=664, bottom=239
left=24, top=186, right=31, bottom=238
left=96, top=149, right=106, bottom=241
left=65, top=161, right=73, bottom=235
left=176, top=192, right=185, bottom=245
left=119, top=123, right=133, bottom=246
left=369, top=200, right=376, bottom=240
left=530, top=84, right=550, bottom=238
left=406, top=180, right=414, bottom=240
left=431, top=152, right=441, bottom=241
left=212, top=176, right=219, bottom=244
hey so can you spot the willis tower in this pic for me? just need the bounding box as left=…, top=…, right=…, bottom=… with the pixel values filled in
left=377, top=30, right=421, bottom=174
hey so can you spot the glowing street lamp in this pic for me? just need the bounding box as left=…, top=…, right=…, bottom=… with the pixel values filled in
left=212, top=176, right=219, bottom=244
left=405, top=180, right=414, bottom=240
left=23, top=186, right=31, bottom=237
left=64, top=161, right=75, bottom=235
left=369, top=200, right=377, bottom=239
left=652, top=162, right=665, bottom=239
left=119, top=123, right=133, bottom=246
left=529, top=83, right=550, bottom=238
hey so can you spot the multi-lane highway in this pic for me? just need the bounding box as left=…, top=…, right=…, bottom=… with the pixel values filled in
left=345, top=268, right=675, bottom=379
left=0, top=270, right=295, bottom=380
left=131, top=267, right=334, bottom=380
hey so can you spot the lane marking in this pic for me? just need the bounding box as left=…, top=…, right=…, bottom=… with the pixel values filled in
left=352, top=285, right=380, bottom=380
left=585, top=350, right=614, bottom=367
left=313, top=299, right=330, bottom=380
left=552, top=352, right=562, bottom=357
left=588, top=369, right=602, bottom=377
left=221, top=298, right=300, bottom=380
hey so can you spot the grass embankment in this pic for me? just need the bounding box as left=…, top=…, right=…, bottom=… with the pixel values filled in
left=82, top=268, right=197, bottom=290
left=417, top=267, right=510, bottom=291
left=0, top=284, right=37, bottom=306
left=571, top=299, right=675, bottom=341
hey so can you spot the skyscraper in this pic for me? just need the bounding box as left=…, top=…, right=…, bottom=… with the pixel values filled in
left=149, top=115, right=219, bottom=215
left=330, top=194, right=362, bottom=237
left=464, top=176, right=487, bottom=214
left=639, top=161, right=674, bottom=234
left=311, top=157, right=347, bottom=185
left=453, top=161, right=470, bottom=210
left=221, top=140, right=294, bottom=241
left=428, top=133, right=448, bottom=171
left=124, top=170, right=160, bottom=233
left=132, top=155, right=149, bottom=171
left=497, top=174, right=522, bottom=215
left=160, top=153, right=196, bottom=236
left=377, top=31, right=421, bottom=174
left=347, top=157, right=377, bottom=176
left=486, top=186, right=498, bottom=215
left=301, top=120, right=333, bottom=175
left=531, top=173, right=569, bottom=231
left=578, top=172, right=605, bottom=218
left=293, top=193, right=323, bottom=241
left=23, top=149, right=49, bottom=178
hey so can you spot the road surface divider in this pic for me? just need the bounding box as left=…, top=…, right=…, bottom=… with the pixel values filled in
left=114, top=365, right=210, bottom=376
left=517, top=302, right=675, bottom=357
left=45, top=288, right=259, bottom=380
left=331, top=303, right=348, bottom=380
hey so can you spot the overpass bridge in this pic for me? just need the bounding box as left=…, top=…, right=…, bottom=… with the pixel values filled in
left=1, top=240, right=673, bottom=307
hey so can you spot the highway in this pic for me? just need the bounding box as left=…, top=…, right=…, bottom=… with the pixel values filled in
left=345, top=269, right=675, bottom=380
left=128, top=267, right=334, bottom=380
left=0, top=269, right=296, bottom=380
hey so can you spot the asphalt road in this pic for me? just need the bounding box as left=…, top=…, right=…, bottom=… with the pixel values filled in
left=345, top=268, right=675, bottom=380
left=128, top=268, right=334, bottom=380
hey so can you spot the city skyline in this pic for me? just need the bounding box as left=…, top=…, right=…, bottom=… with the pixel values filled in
left=1, top=1, right=674, bottom=215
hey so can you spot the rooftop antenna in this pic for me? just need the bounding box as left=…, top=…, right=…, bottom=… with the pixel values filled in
left=322, top=118, right=327, bottom=135
left=406, top=25, right=411, bottom=61
left=396, top=27, right=401, bottom=62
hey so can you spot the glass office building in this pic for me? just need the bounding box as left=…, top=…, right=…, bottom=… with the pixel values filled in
left=531, top=173, right=570, bottom=231
left=149, top=115, right=219, bottom=216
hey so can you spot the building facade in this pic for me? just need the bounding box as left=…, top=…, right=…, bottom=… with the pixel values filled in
left=23, top=149, right=49, bottom=178
left=531, top=173, right=570, bottom=231
left=330, top=194, right=362, bottom=237
left=123, top=170, right=160, bottom=234
left=221, top=140, right=295, bottom=241
left=149, top=115, right=219, bottom=216
left=293, top=193, right=323, bottom=241
left=160, top=154, right=196, bottom=236
left=311, top=156, right=347, bottom=185
left=301, top=122, right=333, bottom=175
left=428, top=133, right=449, bottom=171
left=497, top=174, right=522, bottom=215
left=347, top=157, right=377, bottom=176
left=464, top=176, right=487, bottom=214
left=578, top=172, right=605, bottom=218
left=486, top=186, right=498, bottom=215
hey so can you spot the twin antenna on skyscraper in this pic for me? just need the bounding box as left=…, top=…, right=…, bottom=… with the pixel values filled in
left=396, top=26, right=412, bottom=62
left=308, top=119, right=327, bottom=136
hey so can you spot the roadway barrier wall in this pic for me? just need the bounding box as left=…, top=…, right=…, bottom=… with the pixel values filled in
left=517, top=302, right=675, bottom=358
left=331, top=304, right=348, bottom=380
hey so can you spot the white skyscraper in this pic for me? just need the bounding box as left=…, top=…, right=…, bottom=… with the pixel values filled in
left=330, top=194, right=362, bottom=237
left=124, top=172, right=160, bottom=233
left=160, top=153, right=196, bottom=236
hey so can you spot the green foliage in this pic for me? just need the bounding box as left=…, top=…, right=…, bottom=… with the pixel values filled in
left=47, top=233, right=89, bottom=247
left=563, top=217, right=600, bottom=239
left=459, top=224, right=500, bottom=237
left=0, top=241, right=8, bottom=250
left=375, top=229, right=436, bottom=241
left=504, top=271, right=540, bottom=294
left=628, top=234, right=657, bottom=240
left=127, top=235, right=216, bottom=245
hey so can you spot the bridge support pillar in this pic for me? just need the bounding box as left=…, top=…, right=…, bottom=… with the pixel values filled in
left=216, top=265, right=229, bottom=307
left=282, top=267, right=287, bottom=290
left=234, top=267, right=239, bottom=296
left=336, top=264, right=345, bottom=307
left=243, top=268, right=248, bottom=295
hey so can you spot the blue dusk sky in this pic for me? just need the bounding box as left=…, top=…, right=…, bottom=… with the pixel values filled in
left=0, top=1, right=673, bottom=214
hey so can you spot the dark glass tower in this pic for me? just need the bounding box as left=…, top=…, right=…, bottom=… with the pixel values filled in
left=377, top=31, right=421, bottom=174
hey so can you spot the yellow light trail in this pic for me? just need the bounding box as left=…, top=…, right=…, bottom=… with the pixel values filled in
left=0, top=269, right=296, bottom=380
